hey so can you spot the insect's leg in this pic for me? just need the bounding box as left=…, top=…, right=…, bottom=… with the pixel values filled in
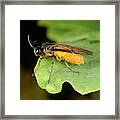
left=32, top=56, right=44, bottom=77
left=48, top=58, right=55, bottom=84
left=64, top=61, right=80, bottom=73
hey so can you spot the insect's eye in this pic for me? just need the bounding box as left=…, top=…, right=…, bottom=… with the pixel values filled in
left=34, top=48, right=41, bottom=56
left=36, top=49, right=39, bottom=54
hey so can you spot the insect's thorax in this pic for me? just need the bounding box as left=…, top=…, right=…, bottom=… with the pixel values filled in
left=43, top=44, right=54, bottom=57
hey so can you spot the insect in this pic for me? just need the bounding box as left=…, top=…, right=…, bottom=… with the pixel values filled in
left=28, top=35, right=93, bottom=83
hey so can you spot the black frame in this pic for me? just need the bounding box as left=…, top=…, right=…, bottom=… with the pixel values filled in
left=0, top=0, right=119, bottom=119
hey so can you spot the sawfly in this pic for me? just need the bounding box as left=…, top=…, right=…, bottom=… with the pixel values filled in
left=28, top=35, right=93, bottom=83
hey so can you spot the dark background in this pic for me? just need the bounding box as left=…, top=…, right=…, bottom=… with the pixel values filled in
left=20, top=20, right=100, bottom=100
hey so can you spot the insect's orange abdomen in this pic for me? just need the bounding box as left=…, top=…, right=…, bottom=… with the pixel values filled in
left=54, top=51, right=84, bottom=64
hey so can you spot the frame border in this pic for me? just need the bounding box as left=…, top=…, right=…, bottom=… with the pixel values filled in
left=0, top=0, right=119, bottom=119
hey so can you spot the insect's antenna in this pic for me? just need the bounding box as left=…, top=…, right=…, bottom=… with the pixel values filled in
left=28, top=35, right=34, bottom=48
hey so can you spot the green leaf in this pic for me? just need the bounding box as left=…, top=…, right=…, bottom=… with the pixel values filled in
left=47, top=29, right=99, bottom=42
left=37, top=20, right=100, bottom=42
left=34, top=40, right=100, bottom=95
left=38, top=20, right=100, bottom=30
left=35, top=20, right=100, bottom=95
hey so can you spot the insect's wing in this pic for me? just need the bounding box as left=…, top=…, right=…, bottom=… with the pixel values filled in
left=52, top=44, right=93, bottom=55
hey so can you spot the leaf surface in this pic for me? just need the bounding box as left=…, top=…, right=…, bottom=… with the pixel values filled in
left=35, top=20, right=100, bottom=95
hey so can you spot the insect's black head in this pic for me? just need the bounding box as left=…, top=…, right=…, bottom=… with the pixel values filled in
left=34, top=47, right=43, bottom=56
left=28, top=35, right=44, bottom=56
